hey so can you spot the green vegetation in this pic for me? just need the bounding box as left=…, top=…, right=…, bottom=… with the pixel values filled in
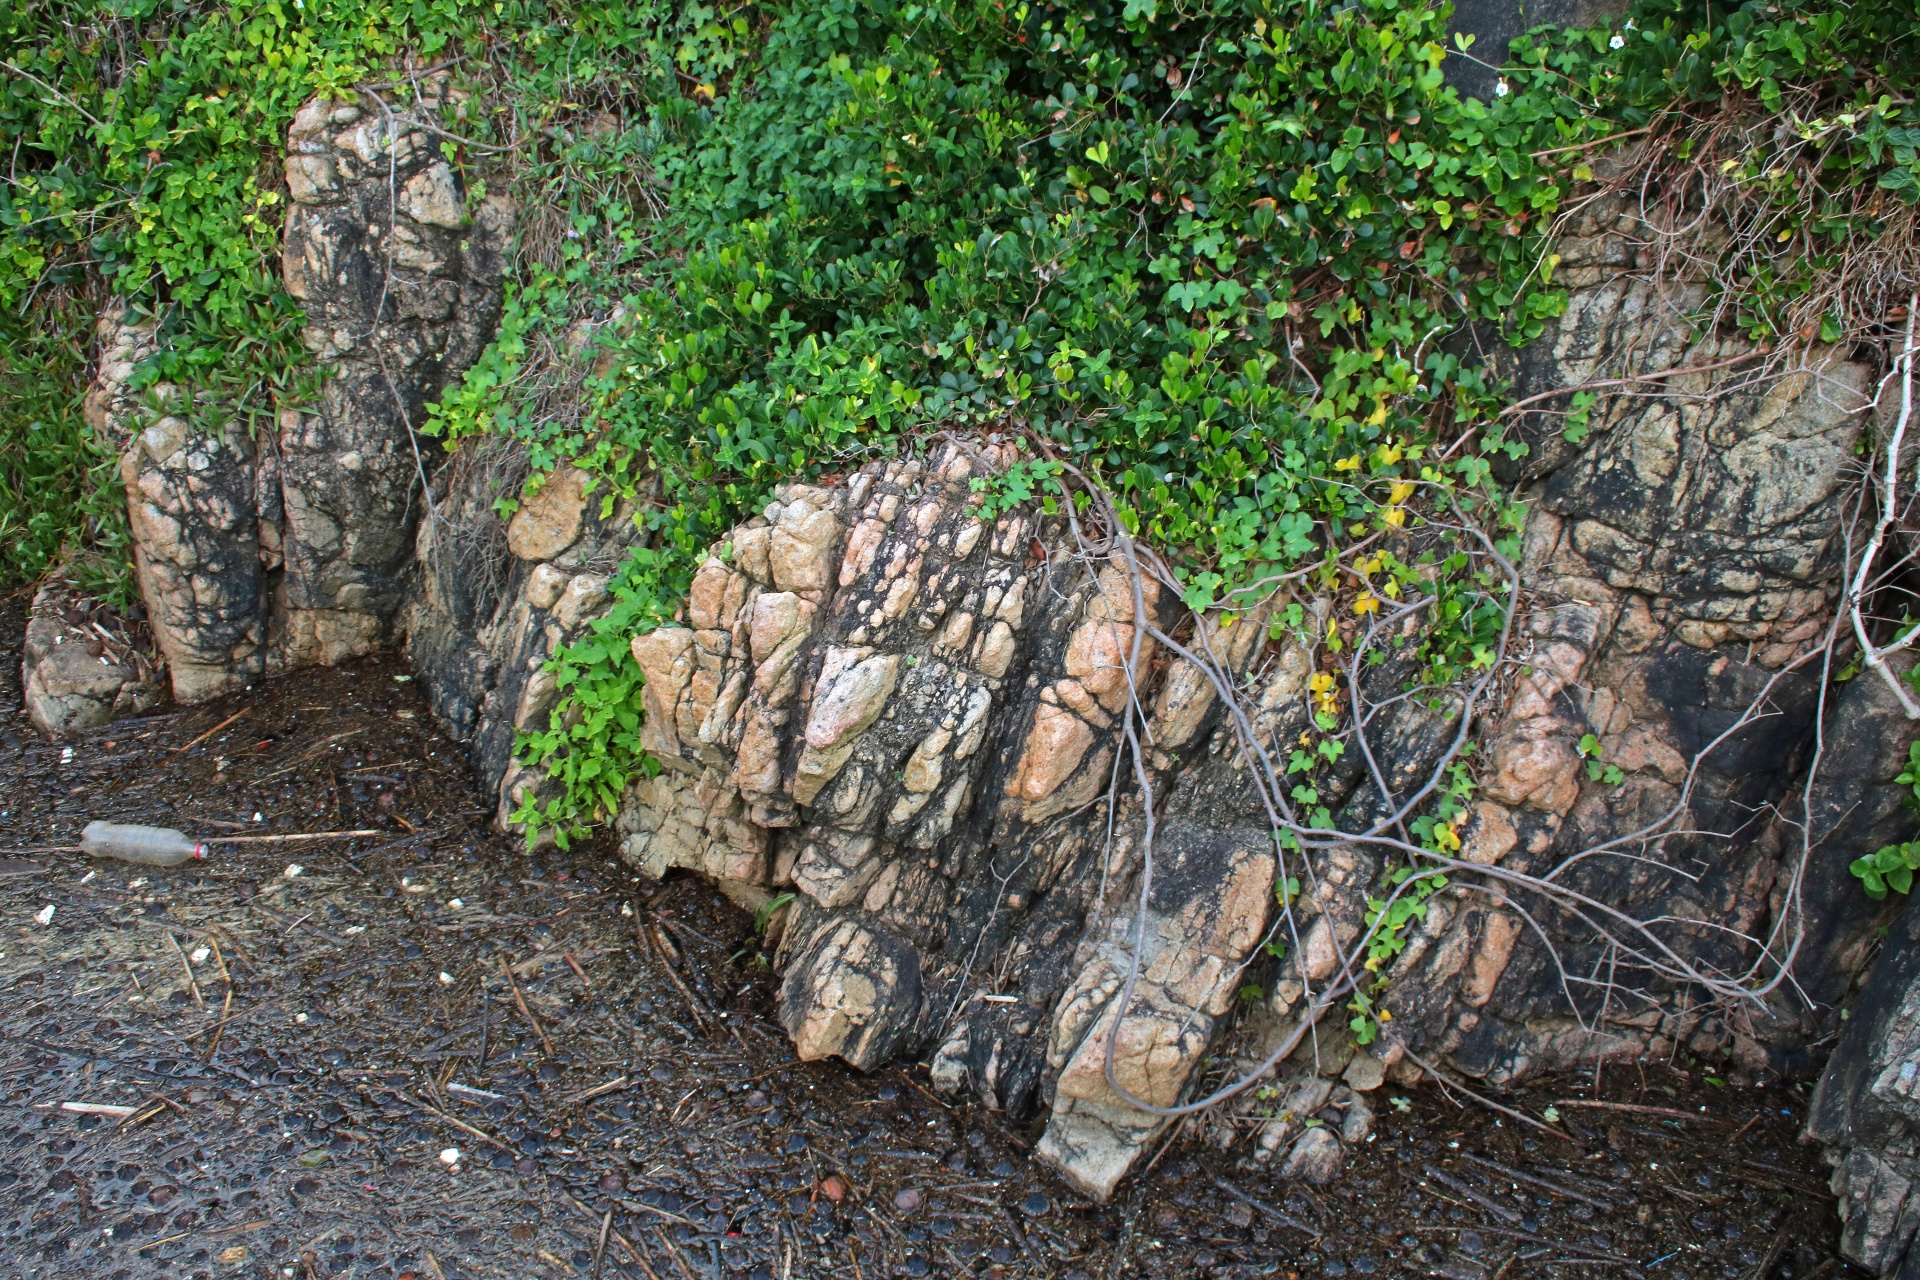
left=1, top=0, right=1916, bottom=889
left=0, top=298, right=130, bottom=601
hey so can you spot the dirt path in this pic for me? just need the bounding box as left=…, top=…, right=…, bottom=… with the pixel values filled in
left=0, top=608, right=1851, bottom=1280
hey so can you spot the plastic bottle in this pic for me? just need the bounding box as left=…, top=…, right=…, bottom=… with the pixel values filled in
left=80, top=821, right=206, bottom=867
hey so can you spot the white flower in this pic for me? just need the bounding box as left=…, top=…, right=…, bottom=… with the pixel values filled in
left=1494, top=80, right=1510, bottom=97
left=1610, top=33, right=1625, bottom=48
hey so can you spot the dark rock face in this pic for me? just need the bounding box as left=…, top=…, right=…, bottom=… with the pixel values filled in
left=1443, top=0, right=1628, bottom=102
left=278, top=86, right=513, bottom=669
left=1809, top=894, right=1920, bottom=1274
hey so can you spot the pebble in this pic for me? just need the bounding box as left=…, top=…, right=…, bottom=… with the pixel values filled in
left=820, top=1174, right=847, bottom=1202
left=1020, top=1192, right=1050, bottom=1217
left=893, top=1188, right=922, bottom=1212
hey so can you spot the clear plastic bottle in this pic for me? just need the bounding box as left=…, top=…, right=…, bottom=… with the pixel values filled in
left=80, top=821, right=206, bottom=867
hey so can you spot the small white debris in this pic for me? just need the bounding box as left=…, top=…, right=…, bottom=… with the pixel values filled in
left=620, top=902, right=633, bottom=917
left=284, top=864, right=304, bottom=878
left=345, top=925, right=366, bottom=935
left=253, top=812, right=264, bottom=823
left=394, top=674, right=413, bottom=683
left=295, top=1013, right=309, bottom=1024
left=78, top=870, right=95, bottom=885
left=128, top=878, right=146, bottom=890
left=438, top=971, right=454, bottom=985
left=447, top=897, right=464, bottom=909
left=34, top=904, right=55, bottom=926
left=438, top=1147, right=461, bottom=1167
left=190, top=946, right=210, bottom=964
left=60, top=746, right=73, bottom=764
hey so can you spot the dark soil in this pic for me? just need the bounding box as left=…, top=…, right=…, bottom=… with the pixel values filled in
left=0, top=601, right=1856, bottom=1280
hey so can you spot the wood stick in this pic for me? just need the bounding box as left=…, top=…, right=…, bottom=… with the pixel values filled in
left=163, top=931, right=204, bottom=1007
left=385, top=1088, right=511, bottom=1151
left=1457, top=1153, right=1613, bottom=1211
left=1400, top=1044, right=1581, bottom=1145
left=617, top=1230, right=662, bottom=1280
left=655, top=1227, right=702, bottom=1280
left=1211, top=1176, right=1317, bottom=1237
left=203, top=936, right=234, bottom=1063
left=1547, top=1098, right=1714, bottom=1123
left=502, top=956, right=556, bottom=1058
left=593, top=1207, right=613, bottom=1280
left=170, top=707, right=247, bottom=753
left=563, top=1075, right=629, bottom=1105
left=206, top=829, right=386, bottom=845
left=640, top=915, right=710, bottom=1032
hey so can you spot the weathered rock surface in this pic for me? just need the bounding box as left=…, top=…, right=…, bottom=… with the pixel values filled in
left=19, top=580, right=161, bottom=738
left=38, top=103, right=1918, bottom=1212
left=1809, top=892, right=1920, bottom=1275
left=69, top=79, right=513, bottom=711
left=392, top=202, right=1917, bottom=1204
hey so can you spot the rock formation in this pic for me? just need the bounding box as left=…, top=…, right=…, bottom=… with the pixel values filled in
left=21, top=93, right=1920, bottom=1211
left=1809, top=894, right=1920, bottom=1276
left=408, top=193, right=1913, bottom=1198
left=25, top=80, right=512, bottom=733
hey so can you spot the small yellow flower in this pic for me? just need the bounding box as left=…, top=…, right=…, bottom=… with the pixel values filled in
left=1353, top=591, right=1380, bottom=616
left=1388, top=480, right=1416, bottom=505
left=1383, top=506, right=1407, bottom=529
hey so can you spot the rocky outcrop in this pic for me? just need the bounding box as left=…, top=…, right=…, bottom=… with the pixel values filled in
left=405, top=448, right=649, bottom=810
left=38, top=97, right=1918, bottom=1208
left=72, top=79, right=512, bottom=709
left=19, top=579, right=161, bottom=738
left=278, top=81, right=513, bottom=669
left=391, top=193, right=1919, bottom=1203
